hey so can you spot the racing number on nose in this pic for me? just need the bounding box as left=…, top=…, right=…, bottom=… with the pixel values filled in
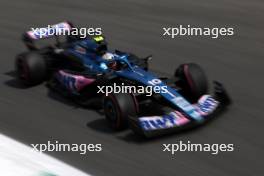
left=148, top=79, right=162, bottom=86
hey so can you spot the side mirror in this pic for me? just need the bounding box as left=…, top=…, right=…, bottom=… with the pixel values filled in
left=144, top=55, right=152, bottom=62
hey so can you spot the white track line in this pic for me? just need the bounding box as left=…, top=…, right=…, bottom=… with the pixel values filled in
left=0, top=134, right=92, bottom=176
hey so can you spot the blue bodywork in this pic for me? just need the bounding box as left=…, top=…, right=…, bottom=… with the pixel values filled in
left=61, top=38, right=203, bottom=121
left=22, top=22, right=230, bottom=137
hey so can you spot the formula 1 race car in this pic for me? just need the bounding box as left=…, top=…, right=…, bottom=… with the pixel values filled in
left=15, top=22, right=231, bottom=138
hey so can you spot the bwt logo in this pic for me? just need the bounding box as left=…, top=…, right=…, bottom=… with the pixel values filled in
left=57, top=72, right=77, bottom=91
left=197, top=95, right=219, bottom=115
left=139, top=115, right=177, bottom=131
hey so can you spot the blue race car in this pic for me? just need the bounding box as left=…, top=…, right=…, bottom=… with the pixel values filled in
left=15, top=22, right=231, bottom=138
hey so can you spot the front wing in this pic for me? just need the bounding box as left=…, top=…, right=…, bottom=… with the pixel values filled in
left=128, top=81, right=231, bottom=138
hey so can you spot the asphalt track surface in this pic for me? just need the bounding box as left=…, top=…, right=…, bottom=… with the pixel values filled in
left=0, top=0, right=264, bottom=175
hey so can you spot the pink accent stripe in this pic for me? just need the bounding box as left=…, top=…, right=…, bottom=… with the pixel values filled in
left=175, top=111, right=190, bottom=125
left=184, top=64, right=195, bottom=94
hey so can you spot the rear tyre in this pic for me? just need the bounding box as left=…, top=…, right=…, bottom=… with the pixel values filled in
left=15, top=53, right=47, bottom=86
left=175, top=63, right=208, bottom=100
left=103, top=93, right=138, bottom=130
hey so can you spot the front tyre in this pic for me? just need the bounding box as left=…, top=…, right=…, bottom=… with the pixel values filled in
left=103, top=93, right=138, bottom=130
left=175, top=63, right=208, bottom=101
left=15, top=53, right=47, bottom=86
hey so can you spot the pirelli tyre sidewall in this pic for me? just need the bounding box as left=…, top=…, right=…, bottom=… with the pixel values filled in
left=175, top=63, right=208, bottom=101
left=15, top=52, right=47, bottom=86
left=103, top=93, right=138, bottom=130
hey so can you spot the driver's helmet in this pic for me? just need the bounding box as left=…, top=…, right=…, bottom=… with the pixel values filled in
left=102, top=52, right=114, bottom=61
left=102, top=52, right=118, bottom=70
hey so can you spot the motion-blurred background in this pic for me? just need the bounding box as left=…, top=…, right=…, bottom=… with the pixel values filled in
left=0, top=0, right=263, bottom=175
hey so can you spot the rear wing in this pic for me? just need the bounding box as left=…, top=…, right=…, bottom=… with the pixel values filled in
left=23, top=21, right=74, bottom=50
